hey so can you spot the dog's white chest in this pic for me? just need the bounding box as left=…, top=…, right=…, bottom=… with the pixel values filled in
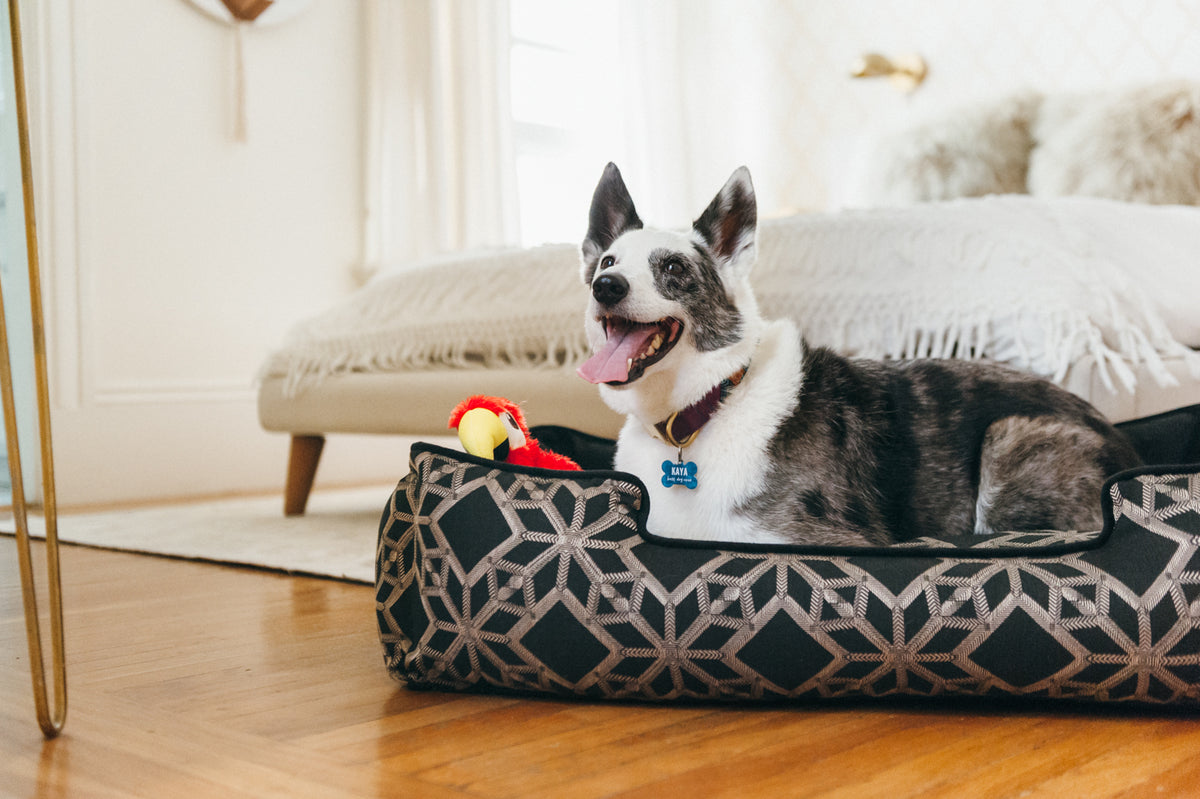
left=616, top=428, right=770, bottom=542
left=612, top=320, right=802, bottom=545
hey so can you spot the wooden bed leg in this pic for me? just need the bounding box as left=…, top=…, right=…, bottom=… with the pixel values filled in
left=284, top=434, right=325, bottom=516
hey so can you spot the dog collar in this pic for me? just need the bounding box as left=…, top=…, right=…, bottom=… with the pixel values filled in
left=654, top=365, right=748, bottom=449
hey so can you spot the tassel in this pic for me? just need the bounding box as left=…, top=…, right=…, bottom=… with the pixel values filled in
left=232, top=22, right=249, bottom=142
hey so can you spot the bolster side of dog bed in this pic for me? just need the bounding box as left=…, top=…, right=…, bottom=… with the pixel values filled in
left=375, top=441, right=1200, bottom=707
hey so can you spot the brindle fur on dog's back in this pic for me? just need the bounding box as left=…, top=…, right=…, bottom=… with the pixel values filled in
left=577, top=163, right=1141, bottom=546
left=744, top=349, right=1141, bottom=545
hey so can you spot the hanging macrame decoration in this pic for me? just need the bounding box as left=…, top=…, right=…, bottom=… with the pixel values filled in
left=185, top=0, right=312, bottom=141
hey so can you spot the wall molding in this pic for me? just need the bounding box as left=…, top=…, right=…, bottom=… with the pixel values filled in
left=91, top=378, right=257, bottom=405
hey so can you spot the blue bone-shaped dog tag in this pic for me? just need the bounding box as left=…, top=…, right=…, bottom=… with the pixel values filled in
left=661, top=459, right=698, bottom=489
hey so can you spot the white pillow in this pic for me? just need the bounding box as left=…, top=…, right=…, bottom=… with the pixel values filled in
left=1029, top=81, right=1200, bottom=206
left=845, top=94, right=1041, bottom=207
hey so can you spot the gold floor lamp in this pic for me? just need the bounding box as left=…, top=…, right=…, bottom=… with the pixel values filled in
left=5, top=0, right=66, bottom=738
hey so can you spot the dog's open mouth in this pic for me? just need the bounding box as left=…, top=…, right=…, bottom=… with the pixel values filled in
left=577, top=316, right=683, bottom=385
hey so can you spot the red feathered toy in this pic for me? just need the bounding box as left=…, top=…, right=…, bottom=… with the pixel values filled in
left=448, top=395, right=580, bottom=471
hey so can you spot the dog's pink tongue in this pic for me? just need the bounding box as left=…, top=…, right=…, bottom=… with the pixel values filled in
left=577, top=324, right=655, bottom=384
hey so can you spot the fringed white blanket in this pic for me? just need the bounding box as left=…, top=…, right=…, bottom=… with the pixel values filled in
left=261, top=196, right=1200, bottom=397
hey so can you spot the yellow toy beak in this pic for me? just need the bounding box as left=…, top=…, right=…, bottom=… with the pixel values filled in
left=457, top=407, right=508, bottom=459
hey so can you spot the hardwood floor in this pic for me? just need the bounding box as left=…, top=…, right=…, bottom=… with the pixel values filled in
left=3, top=538, right=1199, bottom=799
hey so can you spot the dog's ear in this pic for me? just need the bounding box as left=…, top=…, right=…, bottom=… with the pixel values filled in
left=581, top=163, right=643, bottom=282
left=693, top=166, right=757, bottom=274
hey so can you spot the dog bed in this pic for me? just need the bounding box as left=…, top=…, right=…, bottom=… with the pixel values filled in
left=376, top=405, right=1200, bottom=707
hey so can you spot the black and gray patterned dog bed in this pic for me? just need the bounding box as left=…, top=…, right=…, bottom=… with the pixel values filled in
left=376, top=406, right=1200, bottom=707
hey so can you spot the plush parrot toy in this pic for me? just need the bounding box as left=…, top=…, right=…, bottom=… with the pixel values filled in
left=448, top=395, right=580, bottom=471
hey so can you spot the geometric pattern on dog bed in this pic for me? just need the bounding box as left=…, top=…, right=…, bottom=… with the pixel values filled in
left=376, top=447, right=1200, bottom=707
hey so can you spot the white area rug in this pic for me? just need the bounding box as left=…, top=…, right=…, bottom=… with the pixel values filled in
left=2, top=484, right=398, bottom=584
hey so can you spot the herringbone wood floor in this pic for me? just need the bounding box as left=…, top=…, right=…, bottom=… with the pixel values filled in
left=3, top=538, right=1199, bottom=798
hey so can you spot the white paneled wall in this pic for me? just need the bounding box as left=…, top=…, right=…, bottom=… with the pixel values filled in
left=29, top=0, right=406, bottom=505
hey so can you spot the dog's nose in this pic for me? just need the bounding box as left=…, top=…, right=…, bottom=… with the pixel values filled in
left=592, top=273, right=629, bottom=306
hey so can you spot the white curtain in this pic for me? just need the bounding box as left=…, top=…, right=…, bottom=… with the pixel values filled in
left=599, top=0, right=787, bottom=230
left=611, top=0, right=695, bottom=229
left=362, top=0, right=519, bottom=276
left=617, top=1, right=802, bottom=225
left=357, top=0, right=841, bottom=269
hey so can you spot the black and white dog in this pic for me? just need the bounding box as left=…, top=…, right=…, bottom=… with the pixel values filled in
left=577, top=163, right=1141, bottom=546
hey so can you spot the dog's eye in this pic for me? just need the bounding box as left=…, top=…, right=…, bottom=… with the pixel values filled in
left=663, top=259, right=686, bottom=276
left=600, top=255, right=615, bottom=269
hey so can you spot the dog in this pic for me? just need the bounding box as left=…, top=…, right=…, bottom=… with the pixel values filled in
left=576, top=163, right=1142, bottom=546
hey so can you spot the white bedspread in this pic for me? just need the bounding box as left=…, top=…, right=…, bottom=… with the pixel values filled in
left=262, top=196, right=1200, bottom=396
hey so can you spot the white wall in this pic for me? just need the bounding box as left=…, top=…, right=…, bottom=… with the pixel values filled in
left=30, top=0, right=412, bottom=506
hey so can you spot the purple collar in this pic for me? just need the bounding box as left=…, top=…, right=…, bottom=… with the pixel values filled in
left=654, top=366, right=748, bottom=448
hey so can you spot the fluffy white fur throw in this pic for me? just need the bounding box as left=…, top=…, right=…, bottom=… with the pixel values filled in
left=262, top=196, right=1199, bottom=398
